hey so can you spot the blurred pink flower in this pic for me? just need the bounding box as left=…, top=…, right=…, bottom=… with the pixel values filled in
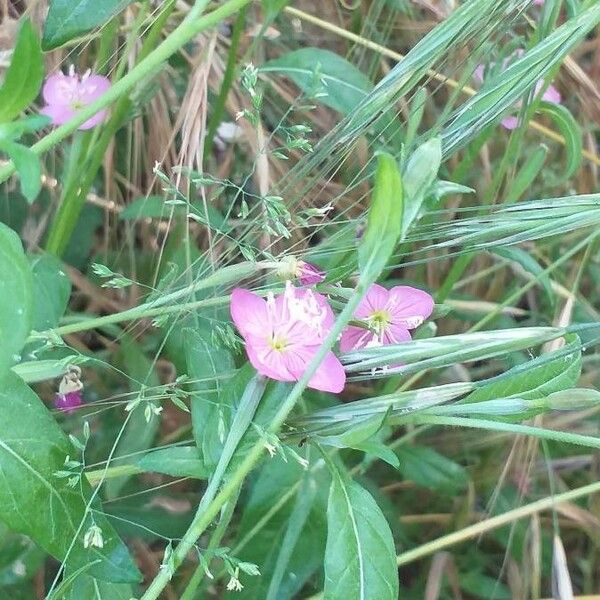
left=297, top=261, right=325, bottom=285
left=54, top=390, right=83, bottom=413
left=41, top=68, right=111, bottom=130
left=340, top=284, right=433, bottom=353
left=230, top=283, right=345, bottom=393
left=533, top=0, right=544, bottom=5
left=474, top=53, right=561, bottom=130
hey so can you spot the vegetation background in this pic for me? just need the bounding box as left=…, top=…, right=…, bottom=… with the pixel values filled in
left=1, top=0, right=600, bottom=598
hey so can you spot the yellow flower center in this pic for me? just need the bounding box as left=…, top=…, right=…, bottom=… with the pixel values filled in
left=369, top=309, right=391, bottom=332
left=269, top=335, right=288, bottom=352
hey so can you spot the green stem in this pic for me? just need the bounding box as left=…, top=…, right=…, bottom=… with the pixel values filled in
left=0, top=0, right=252, bottom=185
left=409, top=415, right=600, bottom=449
left=180, top=484, right=242, bottom=600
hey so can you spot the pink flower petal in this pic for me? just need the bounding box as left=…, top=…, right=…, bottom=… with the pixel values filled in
left=386, top=286, right=434, bottom=329
left=230, top=288, right=272, bottom=339
left=383, top=324, right=412, bottom=345
left=245, top=340, right=295, bottom=382
left=356, top=283, right=389, bottom=318
left=501, top=115, right=520, bottom=130
left=340, top=325, right=374, bottom=353
left=43, top=73, right=79, bottom=105
left=307, top=351, right=346, bottom=393
left=78, top=74, right=111, bottom=103
left=542, top=83, right=561, bottom=104
left=79, top=110, right=108, bottom=130
left=40, top=103, right=76, bottom=126
left=54, top=390, right=83, bottom=413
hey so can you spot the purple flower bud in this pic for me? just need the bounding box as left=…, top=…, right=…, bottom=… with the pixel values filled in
left=298, top=261, right=325, bottom=285
left=54, top=390, right=83, bottom=413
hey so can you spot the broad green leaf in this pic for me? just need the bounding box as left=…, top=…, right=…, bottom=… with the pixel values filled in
left=65, top=574, right=134, bottom=600
left=0, top=141, right=41, bottom=203
left=184, top=326, right=235, bottom=469
left=463, top=335, right=581, bottom=403
left=105, top=336, right=160, bottom=499
left=539, top=100, right=582, bottom=180
left=42, top=0, right=134, bottom=50
left=0, top=115, right=51, bottom=140
left=261, top=48, right=373, bottom=114
left=395, top=445, right=469, bottom=492
left=0, top=372, right=140, bottom=582
left=136, top=446, right=209, bottom=478
left=351, top=441, right=400, bottom=469
left=401, top=137, right=441, bottom=237
left=29, top=253, right=71, bottom=330
left=12, top=358, right=76, bottom=383
left=0, top=223, right=32, bottom=379
left=119, top=196, right=170, bottom=220
left=358, top=153, right=403, bottom=284
left=0, top=20, right=43, bottom=123
left=324, top=461, right=398, bottom=600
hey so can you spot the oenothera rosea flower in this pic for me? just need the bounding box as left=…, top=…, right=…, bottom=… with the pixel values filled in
left=474, top=52, right=561, bottom=130
left=340, top=284, right=434, bottom=352
left=41, top=67, right=111, bottom=130
left=230, top=283, right=345, bottom=393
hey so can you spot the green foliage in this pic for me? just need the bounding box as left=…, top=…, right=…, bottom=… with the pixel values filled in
left=184, top=326, right=236, bottom=469
left=358, top=153, right=403, bottom=284
left=42, top=0, right=135, bottom=50
left=324, top=459, right=398, bottom=600
left=262, top=48, right=373, bottom=114
left=0, top=20, right=44, bottom=123
left=29, top=254, right=71, bottom=330
left=0, top=373, right=140, bottom=583
left=136, top=446, right=209, bottom=478
left=0, top=223, right=32, bottom=380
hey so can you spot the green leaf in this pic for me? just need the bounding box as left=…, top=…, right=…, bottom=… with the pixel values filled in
left=0, top=20, right=44, bottom=123
left=464, top=334, right=581, bottom=404
left=136, top=446, right=209, bottom=478
left=64, top=574, right=134, bottom=600
left=316, top=412, right=387, bottom=449
left=0, top=141, right=42, bottom=203
left=0, top=529, right=45, bottom=587
left=402, top=137, right=441, bottom=236
left=29, top=253, right=71, bottom=330
left=324, top=461, right=398, bottom=600
left=538, top=100, right=582, bottom=180
left=0, top=372, right=140, bottom=582
left=184, top=326, right=236, bottom=469
left=358, top=153, right=403, bottom=284
left=395, top=445, right=469, bottom=492
left=0, top=223, right=33, bottom=379
left=261, top=48, right=373, bottom=114
left=119, top=196, right=171, bottom=220
left=42, top=0, right=134, bottom=50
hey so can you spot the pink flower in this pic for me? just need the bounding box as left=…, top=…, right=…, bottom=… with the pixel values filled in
left=533, top=0, right=544, bottom=5
left=297, top=261, right=325, bottom=285
left=474, top=53, right=561, bottom=130
left=54, top=390, right=83, bottom=413
left=340, top=284, right=433, bottom=353
left=41, top=68, right=111, bottom=130
left=230, top=284, right=345, bottom=393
